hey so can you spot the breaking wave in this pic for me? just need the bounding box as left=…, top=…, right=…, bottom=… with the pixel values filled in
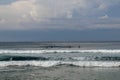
left=0, top=49, right=120, bottom=54
left=0, top=61, right=120, bottom=68
left=1, top=55, right=120, bottom=61
left=0, top=49, right=120, bottom=68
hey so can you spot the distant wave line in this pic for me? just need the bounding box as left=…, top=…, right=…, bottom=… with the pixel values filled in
left=0, top=49, right=120, bottom=54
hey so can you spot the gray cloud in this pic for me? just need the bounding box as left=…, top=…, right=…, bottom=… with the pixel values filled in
left=0, top=0, right=120, bottom=30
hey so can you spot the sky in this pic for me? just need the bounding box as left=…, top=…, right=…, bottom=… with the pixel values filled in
left=0, top=0, right=120, bottom=41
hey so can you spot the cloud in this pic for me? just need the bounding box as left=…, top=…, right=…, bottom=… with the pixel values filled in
left=0, top=0, right=120, bottom=30
left=0, top=19, right=5, bottom=23
left=99, top=14, right=109, bottom=19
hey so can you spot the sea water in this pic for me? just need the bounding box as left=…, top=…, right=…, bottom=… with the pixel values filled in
left=0, top=42, right=120, bottom=80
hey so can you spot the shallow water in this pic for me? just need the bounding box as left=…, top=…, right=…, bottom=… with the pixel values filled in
left=0, top=66, right=120, bottom=80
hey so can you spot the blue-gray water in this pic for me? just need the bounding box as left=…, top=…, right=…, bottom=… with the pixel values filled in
left=0, top=42, right=120, bottom=80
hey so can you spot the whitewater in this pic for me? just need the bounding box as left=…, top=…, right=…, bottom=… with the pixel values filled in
left=0, top=49, right=120, bottom=54
left=0, top=61, right=120, bottom=67
left=0, top=42, right=120, bottom=68
left=0, top=49, right=120, bottom=67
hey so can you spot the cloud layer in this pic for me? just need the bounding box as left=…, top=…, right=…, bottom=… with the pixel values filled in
left=0, top=0, right=120, bottom=30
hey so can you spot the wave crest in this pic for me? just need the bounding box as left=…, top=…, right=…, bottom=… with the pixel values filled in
left=0, top=61, right=120, bottom=68
left=0, top=49, right=120, bottom=54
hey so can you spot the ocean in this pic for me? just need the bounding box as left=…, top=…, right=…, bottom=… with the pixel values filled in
left=0, top=42, right=120, bottom=80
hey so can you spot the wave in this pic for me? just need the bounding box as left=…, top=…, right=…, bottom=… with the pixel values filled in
left=0, top=49, right=120, bottom=54
left=0, top=55, right=93, bottom=61
left=0, top=61, right=120, bottom=68
left=0, top=56, right=49, bottom=61
left=1, top=55, right=120, bottom=62
left=0, top=55, right=120, bottom=61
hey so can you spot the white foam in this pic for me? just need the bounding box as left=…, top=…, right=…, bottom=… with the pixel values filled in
left=0, top=49, right=120, bottom=54
left=0, top=61, right=60, bottom=67
left=62, top=61, right=120, bottom=67
left=71, top=57, right=86, bottom=61
left=0, top=61, right=120, bottom=67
